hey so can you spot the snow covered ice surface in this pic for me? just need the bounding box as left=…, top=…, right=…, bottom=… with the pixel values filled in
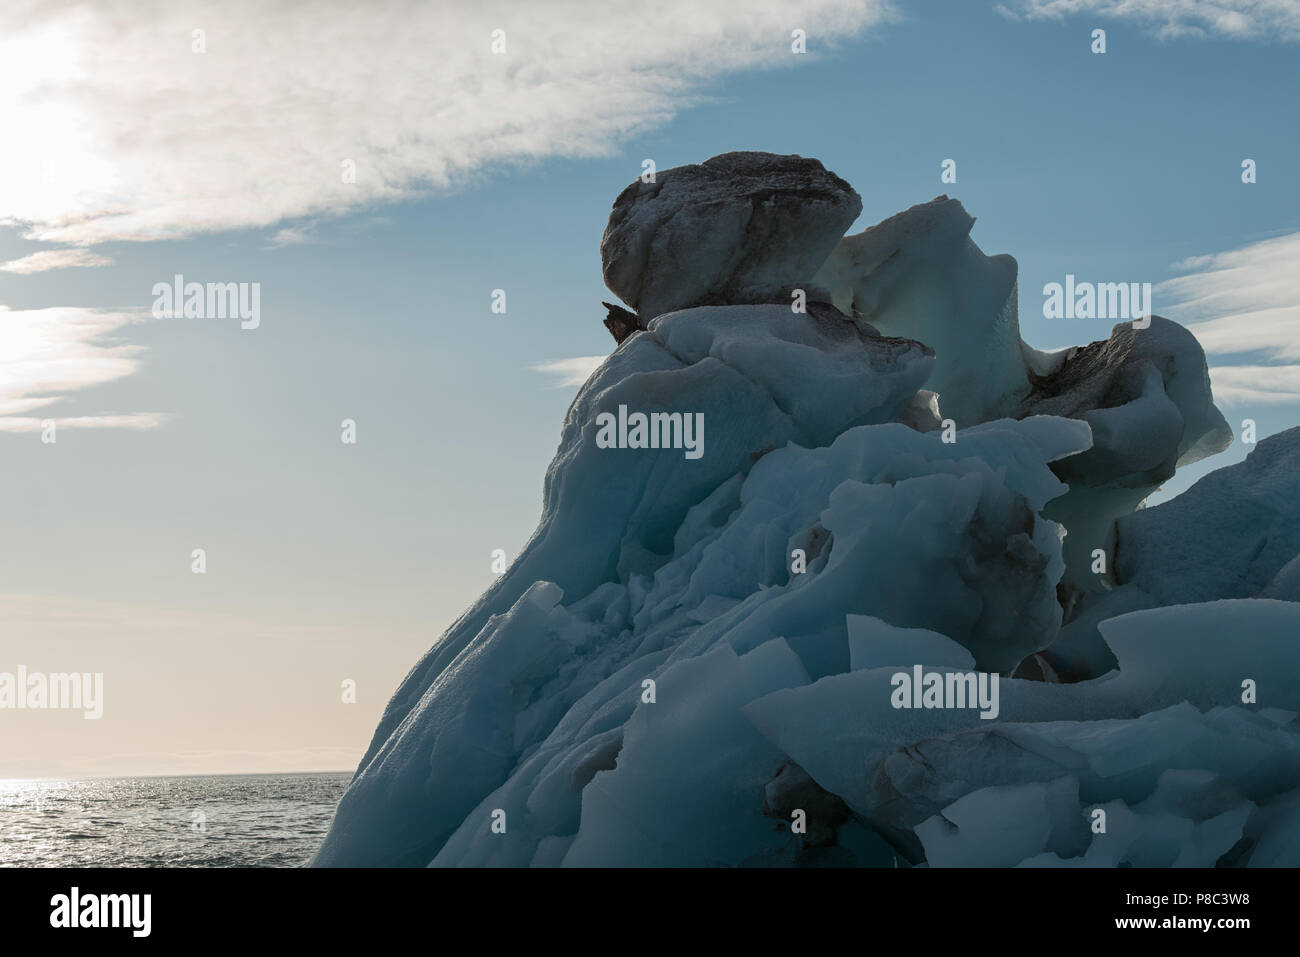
left=314, top=153, right=1300, bottom=868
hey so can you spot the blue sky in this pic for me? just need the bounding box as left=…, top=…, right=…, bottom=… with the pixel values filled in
left=1, top=0, right=1297, bottom=777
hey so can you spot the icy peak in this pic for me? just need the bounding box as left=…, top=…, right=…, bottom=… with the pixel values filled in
left=601, top=151, right=862, bottom=322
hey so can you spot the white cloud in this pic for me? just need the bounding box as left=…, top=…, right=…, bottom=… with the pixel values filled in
left=0, top=305, right=168, bottom=431
left=1158, top=231, right=1300, bottom=405
left=266, top=225, right=318, bottom=249
left=0, top=247, right=113, bottom=274
left=531, top=355, right=606, bottom=387
left=1006, top=0, right=1300, bottom=40
left=1209, top=365, right=1300, bottom=404
left=1158, top=231, right=1300, bottom=359
left=0, top=0, right=892, bottom=246
left=0, top=412, right=170, bottom=432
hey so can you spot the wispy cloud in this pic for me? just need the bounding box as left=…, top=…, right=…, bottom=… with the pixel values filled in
left=1158, top=231, right=1300, bottom=404
left=265, top=225, right=318, bottom=249
left=0, top=0, right=892, bottom=246
left=531, top=356, right=606, bottom=388
left=0, top=306, right=168, bottom=431
left=0, top=248, right=113, bottom=274
left=1003, top=0, right=1300, bottom=41
left=1208, top=365, right=1300, bottom=404
left=1159, top=231, right=1300, bottom=358
left=0, top=412, right=169, bottom=432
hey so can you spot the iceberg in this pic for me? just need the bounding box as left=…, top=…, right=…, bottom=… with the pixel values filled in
left=315, top=152, right=1300, bottom=868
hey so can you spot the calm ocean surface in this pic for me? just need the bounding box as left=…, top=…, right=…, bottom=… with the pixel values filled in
left=0, top=772, right=350, bottom=867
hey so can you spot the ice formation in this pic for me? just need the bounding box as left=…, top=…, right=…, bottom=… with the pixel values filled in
left=315, top=152, right=1299, bottom=868
left=602, top=152, right=861, bottom=322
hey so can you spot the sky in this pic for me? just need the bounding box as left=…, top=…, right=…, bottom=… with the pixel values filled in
left=0, top=0, right=1297, bottom=779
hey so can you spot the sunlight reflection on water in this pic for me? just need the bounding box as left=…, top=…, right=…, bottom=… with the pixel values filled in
left=0, top=772, right=349, bottom=867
